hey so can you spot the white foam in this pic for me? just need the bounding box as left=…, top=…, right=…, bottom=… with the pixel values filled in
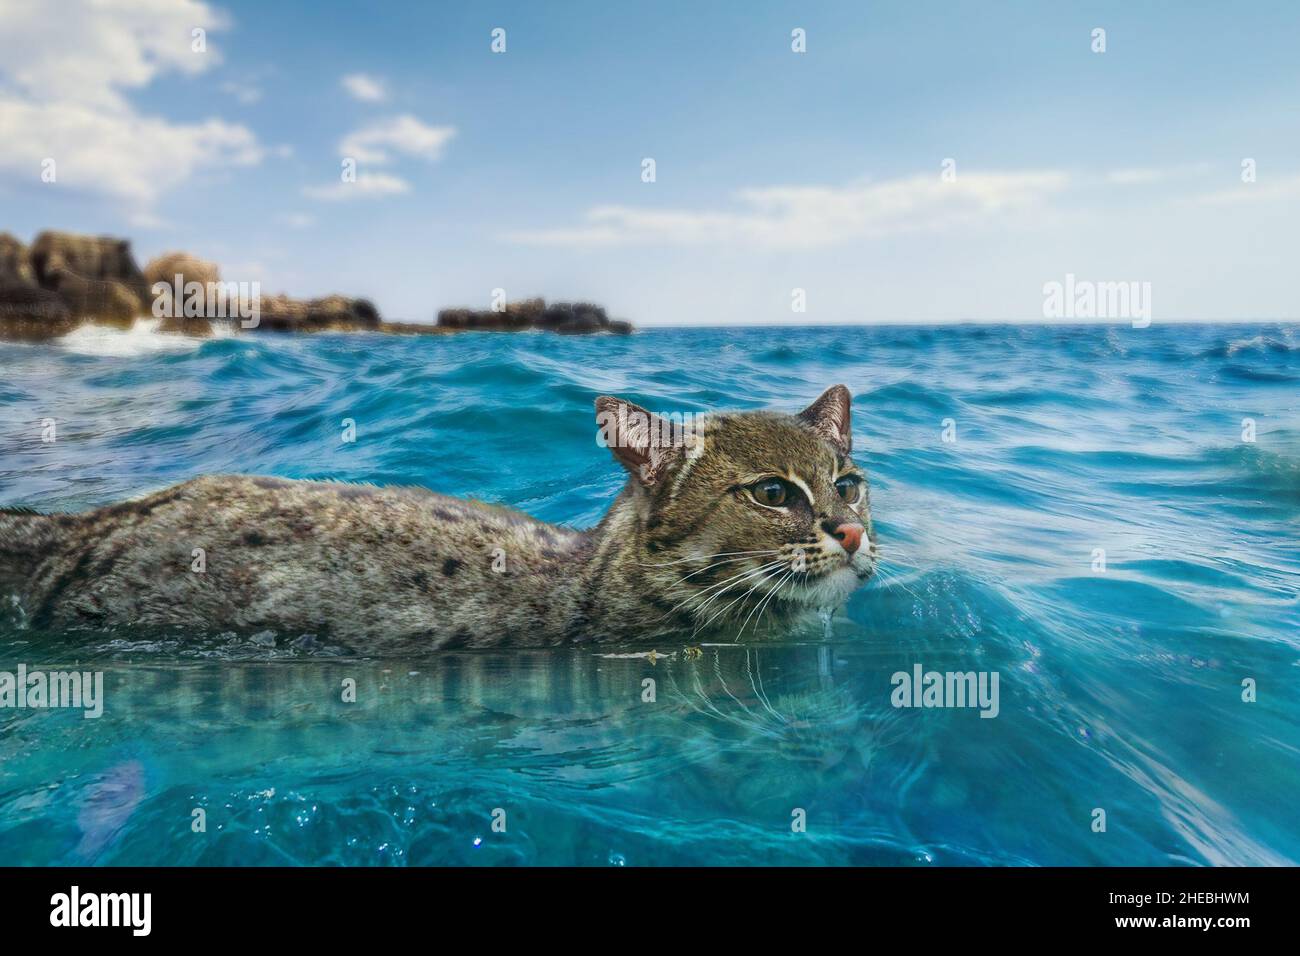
left=55, top=316, right=237, bottom=357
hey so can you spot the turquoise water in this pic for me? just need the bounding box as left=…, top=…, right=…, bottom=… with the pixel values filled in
left=0, top=322, right=1297, bottom=866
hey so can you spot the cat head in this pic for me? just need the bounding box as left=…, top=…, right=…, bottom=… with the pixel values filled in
left=595, top=385, right=874, bottom=634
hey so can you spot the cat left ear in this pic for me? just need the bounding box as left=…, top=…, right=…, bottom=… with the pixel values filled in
left=595, top=396, right=683, bottom=486
left=797, top=384, right=852, bottom=454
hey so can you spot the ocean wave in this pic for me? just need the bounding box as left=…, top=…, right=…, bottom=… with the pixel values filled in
left=2, top=322, right=1298, bottom=866
left=55, top=316, right=237, bottom=357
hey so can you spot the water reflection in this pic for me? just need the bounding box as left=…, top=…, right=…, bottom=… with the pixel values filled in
left=0, top=639, right=1294, bottom=866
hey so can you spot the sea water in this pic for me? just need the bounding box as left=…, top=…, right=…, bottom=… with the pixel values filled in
left=0, top=323, right=1296, bottom=865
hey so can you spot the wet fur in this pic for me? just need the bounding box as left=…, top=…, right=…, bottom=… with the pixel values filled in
left=0, top=389, right=874, bottom=648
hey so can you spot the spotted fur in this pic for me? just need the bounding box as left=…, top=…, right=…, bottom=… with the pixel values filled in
left=0, top=386, right=874, bottom=648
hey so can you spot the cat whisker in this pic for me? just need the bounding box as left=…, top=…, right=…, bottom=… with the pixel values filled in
left=737, top=569, right=794, bottom=642
left=666, top=552, right=782, bottom=588
left=660, top=659, right=786, bottom=741
left=871, top=564, right=924, bottom=604
left=638, top=549, right=778, bottom=568
left=693, top=563, right=787, bottom=637
left=734, top=570, right=785, bottom=640
left=688, top=664, right=786, bottom=740
left=747, top=648, right=786, bottom=723
left=675, top=560, right=785, bottom=610
left=681, top=561, right=786, bottom=623
left=711, top=649, right=768, bottom=723
left=658, top=559, right=786, bottom=623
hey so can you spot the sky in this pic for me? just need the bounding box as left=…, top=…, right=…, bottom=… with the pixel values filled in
left=0, top=0, right=1297, bottom=325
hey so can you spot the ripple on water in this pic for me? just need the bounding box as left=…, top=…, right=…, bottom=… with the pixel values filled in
left=0, top=323, right=1297, bottom=865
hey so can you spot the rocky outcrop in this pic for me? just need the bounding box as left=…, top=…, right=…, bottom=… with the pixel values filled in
left=0, top=287, right=75, bottom=341
left=0, top=230, right=635, bottom=341
left=437, top=296, right=544, bottom=331
left=256, top=293, right=382, bottom=332
left=0, top=233, right=74, bottom=340
left=28, top=231, right=150, bottom=327
left=0, top=233, right=37, bottom=289
left=540, top=301, right=633, bottom=335
left=437, top=298, right=632, bottom=335
left=375, top=320, right=457, bottom=335
left=145, top=252, right=225, bottom=335
left=143, top=252, right=221, bottom=291
left=0, top=231, right=151, bottom=332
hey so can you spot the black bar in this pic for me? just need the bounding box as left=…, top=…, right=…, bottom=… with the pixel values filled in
left=0, top=866, right=1281, bottom=941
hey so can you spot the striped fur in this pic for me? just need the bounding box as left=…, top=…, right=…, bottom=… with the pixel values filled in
left=0, top=387, right=873, bottom=648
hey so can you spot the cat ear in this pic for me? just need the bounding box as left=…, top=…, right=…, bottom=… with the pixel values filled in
left=595, top=396, right=683, bottom=486
left=797, top=384, right=852, bottom=454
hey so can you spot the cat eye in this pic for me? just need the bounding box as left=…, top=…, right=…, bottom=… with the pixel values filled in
left=748, top=478, right=793, bottom=508
left=834, top=475, right=862, bottom=504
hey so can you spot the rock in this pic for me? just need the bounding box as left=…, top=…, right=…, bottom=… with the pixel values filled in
left=309, top=294, right=380, bottom=330
left=255, top=293, right=381, bottom=332
left=377, top=320, right=457, bottom=335
left=437, top=296, right=542, bottom=331
left=0, top=230, right=637, bottom=340
left=0, top=286, right=75, bottom=341
left=28, top=231, right=148, bottom=323
left=538, top=301, right=603, bottom=334
left=143, top=252, right=221, bottom=291
left=0, top=233, right=37, bottom=289
left=436, top=297, right=631, bottom=334
left=259, top=296, right=311, bottom=331
left=46, top=272, right=142, bottom=327
left=157, top=314, right=214, bottom=336
left=30, top=231, right=150, bottom=296
left=540, top=301, right=632, bottom=335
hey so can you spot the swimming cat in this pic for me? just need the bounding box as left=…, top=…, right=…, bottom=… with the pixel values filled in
left=0, top=386, right=874, bottom=648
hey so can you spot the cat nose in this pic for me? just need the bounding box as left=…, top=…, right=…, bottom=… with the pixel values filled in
left=822, top=520, right=863, bottom=555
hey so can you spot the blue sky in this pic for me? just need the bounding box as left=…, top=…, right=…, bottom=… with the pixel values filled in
left=1, top=0, right=1297, bottom=324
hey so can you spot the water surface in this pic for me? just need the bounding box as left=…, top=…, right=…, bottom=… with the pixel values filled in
left=1, top=323, right=1297, bottom=865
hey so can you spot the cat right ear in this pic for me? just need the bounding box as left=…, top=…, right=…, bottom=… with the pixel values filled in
left=595, top=396, right=681, bottom=486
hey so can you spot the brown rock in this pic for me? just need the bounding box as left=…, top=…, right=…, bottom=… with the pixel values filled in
left=48, top=272, right=141, bottom=326
left=143, top=252, right=221, bottom=291
left=0, top=233, right=37, bottom=289
left=436, top=297, right=631, bottom=334
left=157, top=315, right=215, bottom=336
left=436, top=301, right=533, bottom=330
left=29, top=231, right=148, bottom=322
left=254, top=293, right=380, bottom=332
left=378, top=321, right=458, bottom=335
left=0, top=286, right=75, bottom=341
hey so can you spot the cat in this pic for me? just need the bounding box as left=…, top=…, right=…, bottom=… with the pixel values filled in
left=0, top=385, right=875, bottom=649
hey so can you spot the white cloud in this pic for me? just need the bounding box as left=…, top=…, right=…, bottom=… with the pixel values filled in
left=275, top=213, right=316, bottom=228
left=221, top=79, right=262, bottom=104
left=341, top=72, right=387, bottom=102
left=302, top=172, right=411, bottom=201
left=506, top=171, right=1069, bottom=248
left=0, top=0, right=263, bottom=211
left=304, top=115, right=454, bottom=203
left=1191, top=173, right=1300, bottom=205
left=339, top=115, right=456, bottom=164
left=0, top=0, right=225, bottom=111
left=0, top=99, right=262, bottom=204
left=1106, top=168, right=1167, bottom=186
left=1105, top=162, right=1211, bottom=185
